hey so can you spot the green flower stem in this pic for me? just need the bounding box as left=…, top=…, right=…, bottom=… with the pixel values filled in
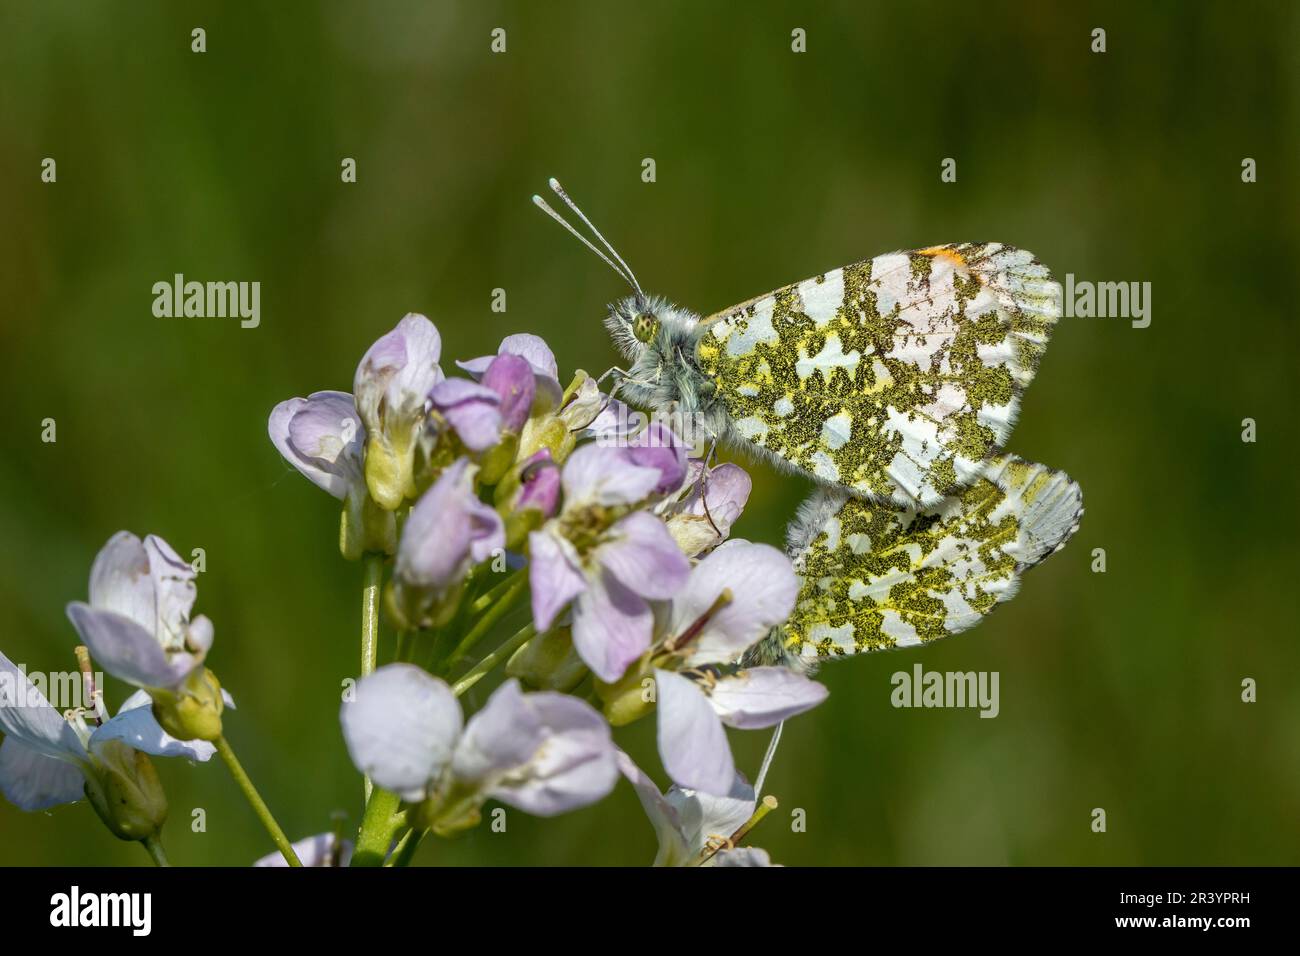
left=386, top=827, right=427, bottom=867
left=453, top=623, right=536, bottom=697
left=215, top=736, right=302, bottom=867
left=361, top=552, right=383, bottom=800
left=444, top=575, right=529, bottom=671
left=361, top=553, right=383, bottom=677
left=469, top=567, right=525, bottom=616
left=141, top=835, right=170, bottom=867
left=352, top=787, right=406, bottom=867
left=394, top=628, right=412, bottom=663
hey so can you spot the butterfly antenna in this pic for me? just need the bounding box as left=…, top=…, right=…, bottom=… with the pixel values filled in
left=532, top=193, right=637, bottom=293
left=546, top=177, right=645, bottom=298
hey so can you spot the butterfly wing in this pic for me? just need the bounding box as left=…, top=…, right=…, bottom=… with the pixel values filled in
left=696, top=244, right=1060, bottom=506
left=774, top=454, right=1081, bottom=664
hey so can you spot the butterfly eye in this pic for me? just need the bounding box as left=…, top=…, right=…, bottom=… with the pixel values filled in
left=632, top=312, right=659, bottom=344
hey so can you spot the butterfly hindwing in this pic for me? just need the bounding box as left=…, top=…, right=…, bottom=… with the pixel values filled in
left=696, top=244, right=1061, bottom=506
left=778, top=454, right=1082, bottom=662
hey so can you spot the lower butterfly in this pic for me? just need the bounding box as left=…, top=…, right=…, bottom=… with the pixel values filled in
left=750, top=455, right=1082, bottom=668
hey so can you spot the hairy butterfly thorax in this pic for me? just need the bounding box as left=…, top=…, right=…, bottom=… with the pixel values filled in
left=603, top=294, right=733, bottom=444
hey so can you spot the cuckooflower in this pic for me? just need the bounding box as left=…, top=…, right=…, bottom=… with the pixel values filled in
left=0, top=650, right=212, bottom=839
left=617, top=753, right=775, bottom=866
left=268, top=389, right=395, bottom=559
left=601, top=540, right=827, bottom=794
left=66, top=532, right=211, bottom=693
left=354, top=313, right=445, bottom=510
left=390, top=458, right=505, bottom=628
left=528, top=443, right=690, bottom=683
left=65, top=532, right=227, bottom=741
left=340, top=666, right=618, bottom=833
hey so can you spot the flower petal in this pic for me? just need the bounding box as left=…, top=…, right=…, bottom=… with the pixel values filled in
left=583, top=394, right=636, bottom=441
left=89, top=690, right=216, bottom=761
left=597, top=511, right=690, bottom=601
left=353, top=313, right=443, bottom=424
left=686, top=463, right=752, bottom=529
left=453, top=680, right=618, bottom=816
left=497, top=333, right=559, bottom=382
left=397, top=459, right=502, bottom=590
left=453, top=355, right=493, bottom=377
left=66, top=604, right=200, bottom=691
left=482, top=354, right=536, bottom=432
left=655, top=669, right=735, bottom=795
left=515, top=452, right=561, bottom=518
left=528, top=529, right=588, bottom=632
left=253, top=832, right=353, bottom=867
left=269, top=391, right=365, bottom=499
left=672, top=541, right=798, bottom=666
left=86, top=531, right=155, bottom=635
left=0, top=737, right=85, bottom=811
left=707, top=667, right=829, bottom=729
left=452, top=680, right=544, bottom=780
left=339, top=665, right=462, bottom=802
left=142, top=534, right=199, bottom=649
left=665, top=772, right=756, bottom=854
left=571, top=569, right=653, bottom=683
left=430, top=378, right=503, bottom=453
left=615, top=751, right=693, bottom=866
left=560, top=443, right=662, bottom=507
left=487, top=690, right=618, bottom=816
left=623, top=422, right=688, bottom=495
left=0, top=650, right=86, bottom=761
left=711, top=847, right=775, bottom=867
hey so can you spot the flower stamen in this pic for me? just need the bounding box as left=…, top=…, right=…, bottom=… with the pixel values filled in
left=662, top=588, right=733, bottom=654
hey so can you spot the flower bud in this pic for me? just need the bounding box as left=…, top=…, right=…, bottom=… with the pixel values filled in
left=623, top=422, right=688, bottom=494
left=519, top=415, right=575, bottom=464
left=595, top=656, right=657, bottom=726
left=409, top=785, right=482, bottom=838
left=152, top=667, right=225, bottom=743
left=354, top=314, right=445, bottom=510
left=340, top=491, right=397, bottom=561
left=84, top=740, right=169, bottom=842
left=505, top=628, right=589, bottom=692
left=390, top=459, right=505, bottom=629
left=429, top=378, right=502, bottom=453
left=476, top=431, right=520, bottom=487
left=482, top=354, right=535, bottom=433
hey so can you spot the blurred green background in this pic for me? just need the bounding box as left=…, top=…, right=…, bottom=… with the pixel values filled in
left=2, top=0, right=1297, bottom=866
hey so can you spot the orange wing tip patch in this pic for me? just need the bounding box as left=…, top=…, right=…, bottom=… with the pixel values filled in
left=918, top=245, right=969, bottom=271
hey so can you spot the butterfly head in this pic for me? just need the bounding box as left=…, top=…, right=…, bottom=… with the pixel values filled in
left=605, top=294, right=699, bottom=362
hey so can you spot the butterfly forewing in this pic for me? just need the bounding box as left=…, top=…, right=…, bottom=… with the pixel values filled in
left=779, top=454, right=1082, bottom=662
left=696, top=243, right=1061, bottom=506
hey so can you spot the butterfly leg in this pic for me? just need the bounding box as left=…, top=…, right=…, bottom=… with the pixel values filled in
left=694, top=436, right=723, bottom=537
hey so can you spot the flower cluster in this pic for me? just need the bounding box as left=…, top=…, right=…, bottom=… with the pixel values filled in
left=0, top=312, right=828, bottom=867
left=269, top=313, right=829, bottom=862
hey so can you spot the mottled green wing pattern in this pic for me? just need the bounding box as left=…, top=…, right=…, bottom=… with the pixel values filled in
left=780, top=455, right=1082, bottom=661
left=696, top=244, right=1060, bottom=507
